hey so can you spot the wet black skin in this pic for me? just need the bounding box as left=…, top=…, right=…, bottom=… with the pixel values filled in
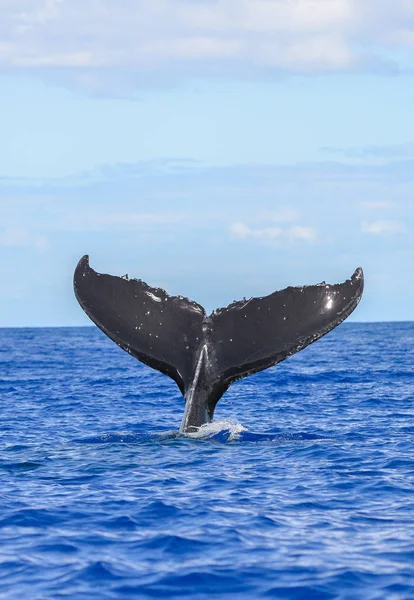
left=74, top=256, right=364, bottom=433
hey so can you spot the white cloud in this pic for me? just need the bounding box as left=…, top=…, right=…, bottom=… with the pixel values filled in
left=362, top=220, right=406, bottom=235
left=323, top=141, right=414, bottom=159
left=0, top=0, right=414, bottom=81
left=289, top=226, right=317, bottom=242
left=34, top=235, right=50, bottom=250
left=361, top=201, right=396, bottom=209
left=231, top=220, right=316, bottom=244
left=231, top=221, right=283, bottom=240
left=0, top=228, right=29, bottom=247
left=0, top=227, right=50, bottom=250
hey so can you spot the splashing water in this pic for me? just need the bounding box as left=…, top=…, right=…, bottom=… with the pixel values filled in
left=183, top=418, right=249, bottom=442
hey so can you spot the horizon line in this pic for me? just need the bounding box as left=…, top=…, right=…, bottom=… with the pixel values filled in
left=0, top=321, right=412, bottom=329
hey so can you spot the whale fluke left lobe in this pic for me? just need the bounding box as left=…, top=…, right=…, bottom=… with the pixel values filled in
left=74, top=255, right=205, bottom=396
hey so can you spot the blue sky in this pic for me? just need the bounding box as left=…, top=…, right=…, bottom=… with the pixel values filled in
left=1, top=0, right=414, bottom=326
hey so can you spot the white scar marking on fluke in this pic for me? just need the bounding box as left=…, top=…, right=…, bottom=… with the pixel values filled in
left=180, top=344, right=208, bottom=433
left=145, top=292, right=162, bottom=302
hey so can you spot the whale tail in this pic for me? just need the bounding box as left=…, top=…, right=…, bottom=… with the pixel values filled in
left=74, top=256, right=364, bottom=430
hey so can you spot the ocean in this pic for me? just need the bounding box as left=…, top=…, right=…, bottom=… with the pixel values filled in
left=0, top=323, right=413, bottom=599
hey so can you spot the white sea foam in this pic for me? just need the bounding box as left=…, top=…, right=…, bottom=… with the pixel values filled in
left=184, top=419, right=248, bottom=441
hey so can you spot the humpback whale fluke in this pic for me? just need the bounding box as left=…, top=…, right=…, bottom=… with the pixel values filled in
left=74, top=256, right=364, bottom=433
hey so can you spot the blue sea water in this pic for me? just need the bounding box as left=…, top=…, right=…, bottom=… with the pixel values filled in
left=0, top=323, right=413, bottom=599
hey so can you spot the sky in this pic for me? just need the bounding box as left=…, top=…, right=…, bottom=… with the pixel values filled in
left=1, top=0, right=414, bottom=326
